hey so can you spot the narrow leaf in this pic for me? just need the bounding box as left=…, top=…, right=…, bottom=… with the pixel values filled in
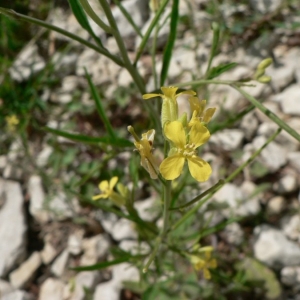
left=207, top=62, right=238, bottom=79
left=71, top=257, right=130, bottom=271
left=84, top=68, right=116, bottom=139
left=44, top=126, right=132, bottom=147
left=160, top=0, right=179, bottom=86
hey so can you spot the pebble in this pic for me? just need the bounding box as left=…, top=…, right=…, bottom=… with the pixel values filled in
left=9, top=252, right=42, bottom=289
left=223, top=222, right=244, bottom=245
left=39, top=278, right=65, bottom=300
left=2, top=290, right=34, bottom=300
left=281, top=215, right=300, bottom=241
left=134, top=197, right=160, bottom=222
left=267, top=196, right=285, bottom=215
left=273, top=174, right=298, bottom=194
left=254, top=225, right=300, bottom=269
left=93, top=281, right=119, bottom=300
left=0, top=180, right=27, bottom=277
left=51, top=250, right=70, bottom=278
left=111, top=218, right=138, bottom=241
left=209, top=129, right=244, bottom=151
left=40, top=243, right=58, bottom=265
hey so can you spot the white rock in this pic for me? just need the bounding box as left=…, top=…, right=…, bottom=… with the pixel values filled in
left=273, top=174, right=298, bottom=194
left=39, top=278, right=65, bottom=300
left=48, top=191, right=78, bottom=221
left=80, top=234, right=110, bottom=266
left=117, top=69, right=132, bottom=86
left=112, top=0, right=148, bottom=38
left=0, top=279, right=14, bottom=297
left=134, top=197, right=159, bottom=222
left=52, top=52, right=78, bottom=78
left=267, top=196, right=285, bottom=214
left=2, top=290, right=34, bottom=300
left=9, top=252, right=41, bottom=289
left=281, top=215, right=300, bottom=241
left=9, top=44, right=45, bottom=82
left=248, top=136, right=287, bottom=172
left=281, top=266, right=298, bottom=286
left=240, top=111, right=259, bottom=140
left=112, top=263, right=139, bottom=288
left=68, top=231, right=84, bottom=256
left=0, top=180, right=27, bottom=277
left=36, top=145, right=53, bottom=167
left=250, top=0, right=283, bottom=14
left=28, top=175, right=49, bottom=223
left=273, top=84, right=300, bottom=116
left=51, top=249, right=69, bottom=277
left=213, top=181, right=261, bottom=218
left=287, top=152, right=300, bottom=173
left=268, top=62, right=295, bottom=92
left=96, top=211, right=118, bottom=235
left=209, top=129, right=244, bottom=151
left=40, top=243, right=57, bottom=265
left=119, top=240, right=150, bottom=255
left=223, top=222, right=244, bottom=245
left=93, top=281, right=119, bottom=300
left=254, top=101, right=284, bottom=123
left=254, top=225, right=300, bottom=269
left=111, top=219, right=137, bottom=241
left=0, top=155, right=7, bottom=170
left=69, top=271, right=99, bottom=300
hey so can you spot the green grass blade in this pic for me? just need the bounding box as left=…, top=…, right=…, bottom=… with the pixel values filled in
left=134, top=0, right=170, bottom=65
left=160, top=0, right=179, bottom=86
left=111, top=0, right=143, bottom=38
left=44, top=126, right=132, bottom=147
left=207, top=62, right=238, bottom=80
left=234, top=85, right=300, bottom=143
left=71, top=257, right=131, bottom=271
left=68, top=0, right=104, bottom=48
left=0, top=7, right=124, bottom=67
left=84, top=69, right=116, bottom=139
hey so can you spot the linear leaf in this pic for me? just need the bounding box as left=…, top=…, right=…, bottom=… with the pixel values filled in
left=44, top=126, right=132, bottom=147
left=71, top=257, right=130, bottom=271
left=207, top=62, right=238, bottom=79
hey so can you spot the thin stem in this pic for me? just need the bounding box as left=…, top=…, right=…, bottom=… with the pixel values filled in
left=172, top=128, right=282, bottom=231
left=175, top=79, right=253, bottom=87
left=233, top=85, right=300, bottom=143
left=134, top=0, right=170, bottom=65
left=0, top=8, right=124, bottom=67
left=98, top=0, right=145, bottom=93
left=143, top=180, right=171, bottom=272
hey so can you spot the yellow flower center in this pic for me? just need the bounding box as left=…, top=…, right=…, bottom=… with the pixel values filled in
left=177, top=143, right=197, bottom=158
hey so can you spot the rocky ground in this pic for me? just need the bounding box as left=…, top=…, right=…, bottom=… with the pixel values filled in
left=1, top=0, right=300, bottom=299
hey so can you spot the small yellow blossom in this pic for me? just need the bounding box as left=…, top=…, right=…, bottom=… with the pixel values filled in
left=189, top=246, right=217, bottom=280
left=5, top=115, right=19, bottom=132
left=93, top=177, right=125, bottom=206
left=188, top=97, right=216, bottom=127
left=143, top=86, right=196, bottom=127
left=159, top=121, right=212, bottom=182
left=128, top=126, right=158, bottom=179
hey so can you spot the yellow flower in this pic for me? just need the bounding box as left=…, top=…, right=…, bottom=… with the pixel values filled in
left=143, top=86, right=196, bottom=127
left=190, top=247, right=217, bottom=280
left=93, top=177, right=125, bottom=206
left=188, top=97, right=216, bottom=127
left=159, top=121, right=212, bottom=182
left=5, top=114, right=19, bottom=132
left=128, top=126, right=158, bottom=179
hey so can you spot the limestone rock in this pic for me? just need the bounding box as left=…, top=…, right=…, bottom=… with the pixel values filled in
left=111, top=219, right=138, bottom=241
left=254, top=225, right=300, bottom=269
left=39, top=278, right=65, bottom=300
left=9, top=44, right=45, bottom=82
left=28, top=175, right=49, bottom=223
left=0, top=179, right=27, bottom=277
left=9, top=252, right=42, bottom=289
left=51, top=249, right=69, bottom=277
left=2, top=290, right=34, bottom=300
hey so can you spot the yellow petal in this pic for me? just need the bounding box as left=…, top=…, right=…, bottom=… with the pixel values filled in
left=209, top=258, right=217, bottom=269
left=159, top=155, right=185, bottom=180
left=203, top=107, right=216, bottom=123
left=178, top=90, right=196, bottom=97
left=161, top=86, right=178, bottom=98
left=164, top=121, right=186, bottom=148
left=187, top=157, right=212, bottom=182
left=189, top=121, right=210, bottom=148
left=92, top=194, right=108, bottom=200
left=99, top=180, right=109, bottom=191
left=109, top=176, right=118, bottom=190
left=203, top=268, right=211, bottom=280
left=142, top=93, right=161, bottom=99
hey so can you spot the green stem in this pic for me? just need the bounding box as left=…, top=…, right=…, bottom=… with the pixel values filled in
left=0, top=8, right=124, bottom=67
left=134, top=0, right=170, bottom=65
left=98, top=0, right=145, bottom=93
left=143, top=180, right=171, bottom=272
left=172, top=128, right=282, bottom=231
left=233, top=85, right=300, bottom=143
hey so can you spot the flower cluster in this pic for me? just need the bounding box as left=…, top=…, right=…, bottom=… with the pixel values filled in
left=131, top=86, right=216, bottom=182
